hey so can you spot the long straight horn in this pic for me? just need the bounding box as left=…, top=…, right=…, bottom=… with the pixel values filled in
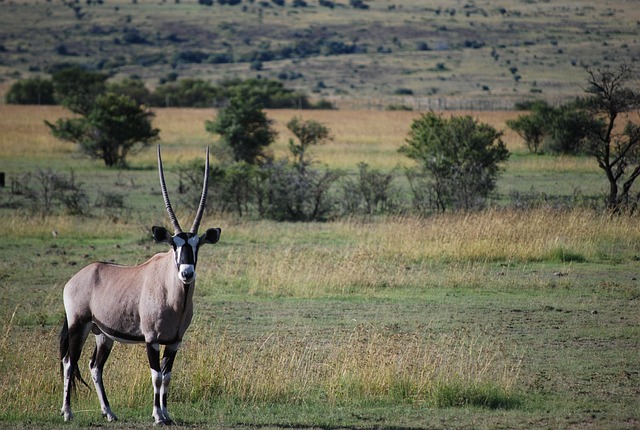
left=157, top=145, right=183, bottom=234
left=190, top=146, right=210, bottom=234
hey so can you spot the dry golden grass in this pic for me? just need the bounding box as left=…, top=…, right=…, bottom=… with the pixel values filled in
left=178, top=325, right=521, bottom=406
left=196, top=208, right=640, bottom=297
left=0, top=105, right=71, bottom=158
left=0, top=320, right=521, bottom=418
left=0, top=105, right=525, bottom=170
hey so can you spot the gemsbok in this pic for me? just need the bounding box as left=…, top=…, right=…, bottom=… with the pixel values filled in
left=59, top=145, right=221, bottom=425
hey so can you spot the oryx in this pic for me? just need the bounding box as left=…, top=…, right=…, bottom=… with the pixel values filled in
left=59, top=145, right=220, bottom=425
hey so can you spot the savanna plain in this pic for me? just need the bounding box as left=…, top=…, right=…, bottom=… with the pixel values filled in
left=1, top=105, right=639, bottom=429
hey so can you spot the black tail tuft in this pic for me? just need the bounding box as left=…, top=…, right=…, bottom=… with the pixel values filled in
left=59, top=318, right=89, bottom=392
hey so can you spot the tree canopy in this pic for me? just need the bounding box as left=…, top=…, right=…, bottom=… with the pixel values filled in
left=582, top=64, right=640, bottom=212
left=47, top=92, right=159, bottom=167
left=205, top=88, right=277, bottom=164
left=400, top=112, right=509, bottom=211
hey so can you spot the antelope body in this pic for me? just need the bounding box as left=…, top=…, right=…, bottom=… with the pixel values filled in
left=59, top=146, right=220, bottom=425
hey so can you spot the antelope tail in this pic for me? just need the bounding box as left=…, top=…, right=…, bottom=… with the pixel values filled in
left=59, top=318, right=89, bottom=391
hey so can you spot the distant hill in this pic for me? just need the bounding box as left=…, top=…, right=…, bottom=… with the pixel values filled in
left=1, top=0, right=638, bottom=109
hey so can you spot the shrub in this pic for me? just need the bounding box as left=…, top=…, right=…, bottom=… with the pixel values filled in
left=545, top=104, right=597, bottom=154
left=400, top=112, right=509, bottom=212
left=172, top=50, right=209, bottom=64
left=350, top=0, right=369, bottom=9
left=507, top=100, right=599, bottom=155
left=19, top=168, right=89, bottom=216
left=5, top=77, right=56, bottom=105
left=256, top=117, right=339, bottom=221
left=340, top=163, right=396, bottom=217
left=506, top=103, right=551, bottom=154
left=394, top=88, right=413, bottom=95
left=149, top=79, right=222, bottom=107
left=107, top=78, right=152, bottom=105
left=257, top=160, right=340, bottom=221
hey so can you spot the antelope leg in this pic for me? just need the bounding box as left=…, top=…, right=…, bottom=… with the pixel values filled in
left=90, top=333, right=117, bottom=422
left=159, top=342, right=180, bottom=425
left=146, top=342, right=170, bottom=425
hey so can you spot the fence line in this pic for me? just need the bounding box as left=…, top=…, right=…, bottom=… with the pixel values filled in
left=325, top=95, right=576, bottom=111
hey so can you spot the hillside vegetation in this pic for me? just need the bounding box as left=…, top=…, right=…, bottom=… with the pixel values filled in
left=1, top=0, right=639, bottom=109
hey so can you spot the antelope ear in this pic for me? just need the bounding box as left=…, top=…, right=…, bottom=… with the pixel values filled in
left=152, top=226, right=172, bottom=243
left=200, top=228, right=221, bottom=245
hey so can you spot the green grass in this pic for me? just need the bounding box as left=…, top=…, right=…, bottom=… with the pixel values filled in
left=1, top=219, right=639, bottom=428
left=1, top=107, right=640, bottom=428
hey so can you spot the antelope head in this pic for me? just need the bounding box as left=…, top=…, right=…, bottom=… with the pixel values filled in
left=152, top=145, right=221, bottom=284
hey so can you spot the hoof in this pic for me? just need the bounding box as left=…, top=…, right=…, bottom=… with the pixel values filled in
left=61, top=408, right=73, bottom=422
left=104, top=412, right=118, bottom=422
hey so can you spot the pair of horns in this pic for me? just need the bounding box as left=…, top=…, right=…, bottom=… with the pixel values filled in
left=157, top=145, right=209, bottom=235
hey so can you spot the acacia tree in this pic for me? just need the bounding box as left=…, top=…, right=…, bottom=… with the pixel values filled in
left=286, top=116, right=332, bottom=173
left=52, top=67, right=108, bottom=115
left=400, top=112, right=509, bottom=212
left=205, top=88, right=277, bottom=164
left=582, top=64, right=640, bottom=212
left=507, top=101, right=597, bottom=155
left=47, top=92, right=159, bottom=167
left=506, top=107, right=548, bottom=154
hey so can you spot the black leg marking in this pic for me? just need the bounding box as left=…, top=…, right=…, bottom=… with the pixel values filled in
left=161, top=347, right=178, bottom=375
left=146, top=343, right=168, bottom=424
left=160, top=346, right=178, bottom=425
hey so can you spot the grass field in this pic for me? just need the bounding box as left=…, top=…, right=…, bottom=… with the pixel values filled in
left=1, top=106, right=639, bottom=429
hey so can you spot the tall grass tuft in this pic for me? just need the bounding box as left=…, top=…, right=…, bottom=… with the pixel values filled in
left=204, top=209, right=640, bottom=297
left=174, top=325, right=522, bottom=408
left=0, top=323, right=522, bottom=423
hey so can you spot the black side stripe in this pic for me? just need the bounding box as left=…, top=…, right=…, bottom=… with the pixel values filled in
left=92, top=319, right=145, bottom=343
left=93, top=319, right=183, bottom=346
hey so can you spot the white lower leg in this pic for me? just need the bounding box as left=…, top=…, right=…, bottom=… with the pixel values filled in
left=61, top=357, right=73, bottom=421
left=90, top=367, right=117, bottom=421
left=150, top=368, right=166, bottom=424
left=160, top=372, right=172, bottom=422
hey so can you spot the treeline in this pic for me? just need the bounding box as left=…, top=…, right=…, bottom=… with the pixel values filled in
left=5, top=70, right=333, bottom=109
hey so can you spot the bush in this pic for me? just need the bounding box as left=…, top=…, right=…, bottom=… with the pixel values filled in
left=5, top=77, right=56, bottom=105
left=394, top=88, right=413, bottom=95
left=107, top=78, right=152, bottom=105
left=219, top=78, right=312, bottom=109
left=506, top=102, right=552, bottom=154
left=172, top=50, right=209, bottom=64
left=350, top=0, right=369, bottom=9
left=257, top=160, right=340, bottom=221
left=507, top=100, right=599, bottom=155
left=400, top=112, right=509, bottom=212
left=256, top=117, right=339, bottom=221
left=545, top=103, right=598, bottom=155
left=149, top=79, right=222, bottom=107
left=340, top=163, right=396, bottom=217
left=19, top=168, right=89, bottom=216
